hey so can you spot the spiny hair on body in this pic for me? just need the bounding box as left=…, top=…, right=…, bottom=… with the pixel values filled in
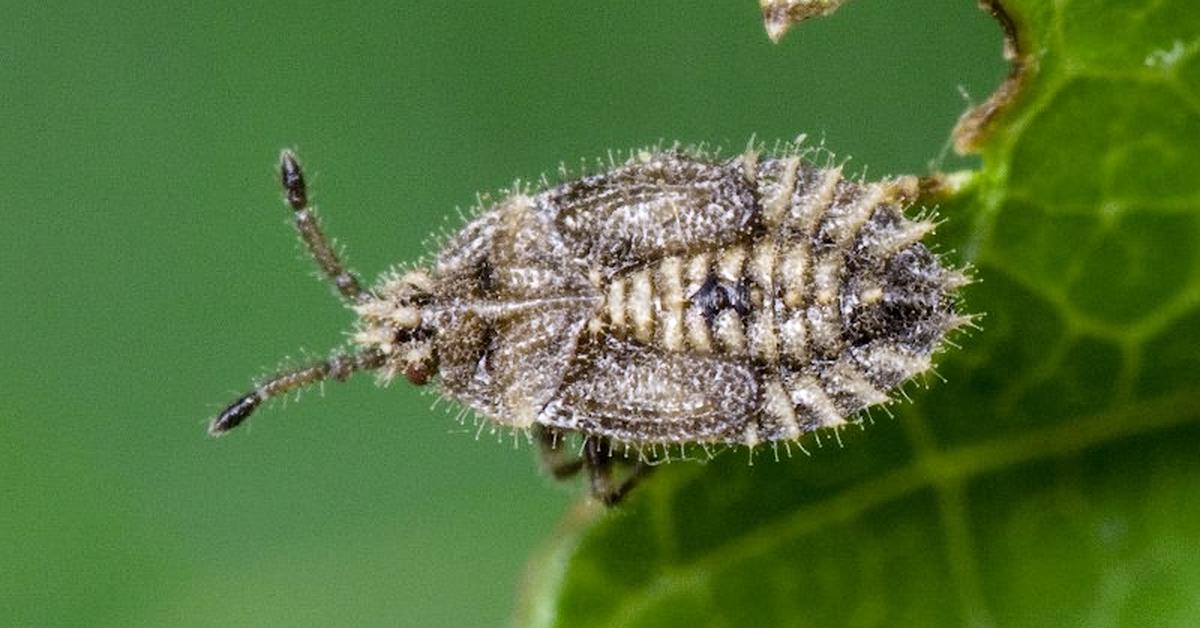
left=207, top=143, right=976, bottom=504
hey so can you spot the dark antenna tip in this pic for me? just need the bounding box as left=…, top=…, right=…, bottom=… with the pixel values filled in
left=279, top=149, right=307, bottom=210
left=208, top=392, right=261, bottom=437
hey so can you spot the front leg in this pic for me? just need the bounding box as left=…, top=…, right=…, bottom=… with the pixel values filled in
left=535, top=426, right=584, bottom=479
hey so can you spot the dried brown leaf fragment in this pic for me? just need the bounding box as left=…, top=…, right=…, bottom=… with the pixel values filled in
left=759, top=0, right=851, bottom=42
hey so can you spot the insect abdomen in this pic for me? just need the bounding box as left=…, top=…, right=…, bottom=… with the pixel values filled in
left=564, top=152, right=968, bottom=446
left=369, top=150, right=971, bottom=447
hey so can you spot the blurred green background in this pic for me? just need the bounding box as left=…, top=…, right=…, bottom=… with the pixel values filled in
left=0, top=1, right=1003, bottom=625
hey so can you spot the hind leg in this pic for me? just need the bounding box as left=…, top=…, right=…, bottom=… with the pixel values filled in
left=583, top=437, right=654, bottom=507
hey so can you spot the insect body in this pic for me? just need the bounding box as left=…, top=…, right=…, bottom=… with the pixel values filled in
left=211, top=148, right=971, bottom=504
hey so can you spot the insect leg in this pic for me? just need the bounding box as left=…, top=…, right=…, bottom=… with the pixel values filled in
left=208, top=348, right=385, bottom=435
left=535, top=426, right=585, bottom=479
left=279, top=150, right=370, bottom=304
left=584, top=437, right=654, bottom=506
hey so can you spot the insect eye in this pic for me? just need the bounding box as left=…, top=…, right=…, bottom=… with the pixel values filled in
left=405, top=363, right=432, bottom=386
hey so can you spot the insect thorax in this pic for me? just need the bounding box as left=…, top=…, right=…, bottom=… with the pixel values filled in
left=353, top=150, right=969, bottom=447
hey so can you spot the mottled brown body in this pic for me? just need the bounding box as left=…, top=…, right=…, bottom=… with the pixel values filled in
left=353, top=149, right=969, bottom=448
left=209, top=148, right=971, bottom=504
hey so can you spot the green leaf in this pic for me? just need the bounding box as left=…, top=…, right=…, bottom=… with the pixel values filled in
left=519, top=1, right=1200, bottom=626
